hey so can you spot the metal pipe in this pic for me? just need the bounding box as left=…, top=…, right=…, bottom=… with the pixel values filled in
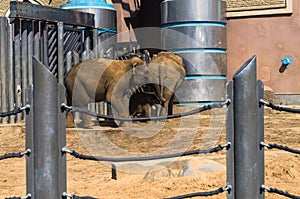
left=0, top=17, right=8, bottom=123
left=233, top=55, right=260, bottom=199
left=22, top=20, right=28, bottom=121
left=257, top=80, right=265, bottom=199
left=31, top=56, right=60, bottom=198
left=28, top=21, right=33, bottom=85
left=57, top=21, right=64, bottom=84
left=14, top=20, right=22, bottom=122
left=226, top=81, right=234, bottom=199
left=8, top=19, right=15, bottom=123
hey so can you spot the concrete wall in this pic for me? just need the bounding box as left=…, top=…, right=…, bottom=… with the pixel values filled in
left=227, top=0, right=300, bottom=94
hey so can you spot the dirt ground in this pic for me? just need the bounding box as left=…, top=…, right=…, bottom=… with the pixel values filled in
left=0, top=106, right=299, bottom=199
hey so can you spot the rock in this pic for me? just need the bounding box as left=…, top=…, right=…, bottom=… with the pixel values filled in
left=144, top=165, right=174, bottom=182
left=264, top=86, right=275, bottom=102
left=179, top=158, right=225, bottom=178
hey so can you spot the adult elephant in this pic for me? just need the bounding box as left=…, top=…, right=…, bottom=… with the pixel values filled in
left=148, top=51, right=186, bottom=115
left=64, top=56, right=160, bottom=128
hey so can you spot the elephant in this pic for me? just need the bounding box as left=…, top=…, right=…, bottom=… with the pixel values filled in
left=64, top=56, right=161, bottom=128
left=148, top=51, right=186, bottom=115
left=129, top=89, right=162, bottom=118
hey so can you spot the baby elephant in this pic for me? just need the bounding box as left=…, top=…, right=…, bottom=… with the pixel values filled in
left=129, top=91, right=162, bottom=118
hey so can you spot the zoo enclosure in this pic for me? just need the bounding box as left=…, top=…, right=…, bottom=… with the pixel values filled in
left=0, top=1, right=115, bottom=124
left=1, top=53, right=299, bottom=199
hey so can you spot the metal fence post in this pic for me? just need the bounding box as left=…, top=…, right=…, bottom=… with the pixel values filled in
left=22, top=20, right=29, bottom=121
left=233, top=55, right=262, bottom=199
left=57, top=21, right=64, bottom=84
left=14, top=19, right=22, bottom=122
left=257, top=80, right=265, bottom=198
left=0, top=17, right=8, bottom=123
left=8, top=20, right=15, bottom=123
left=26, top=56, right=65, bottom=198
left=226, top=81, right=234, bottom=199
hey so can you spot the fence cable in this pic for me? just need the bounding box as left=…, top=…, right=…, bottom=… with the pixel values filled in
left=0, top=105, right=30, bottom=117
left=62, top=143, right=230, bottom=162
left=62, top=192, right=97, bottom=199
left=61, top=100, right=230, bottom=122
left=0, top=149, right=31, bottom=161
left=5, top=194, right=31, bottom=199
left=261, top=185, right=300, bottom=199
left=260, top=99, right=300, bottom=114
left=261, top=142, right=300, bottom=155
left=164, top=185, right=231, bottom=199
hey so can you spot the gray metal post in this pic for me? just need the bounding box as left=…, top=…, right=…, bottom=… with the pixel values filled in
left=8, top=20, right=15, bottom=123
left=26, top=56, right=64, bottom=198
left=57, top=21, right=64, bottom=84
left=0, top=17, right=8, bottom=123
left=28, top=21, right=34, bottom=85
left=22, top=21, right=28, bottom=121
left=93, top=29, right=99, bottom=58
left=14, top=20, right=22, bottom=122
left=257, top=80, right=265, bottom=198
left=233, top=55, right=261, bottom=199
left=226, top=81, right=234, bottom=199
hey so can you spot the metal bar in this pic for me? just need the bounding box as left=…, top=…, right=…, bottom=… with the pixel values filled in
left=22, top=20, right=28, bottom=121
left=32, top=56, right=59, bottom=198
left=57, top=21, right=64, bottom=84
left=0, top=17, right=8, bottom=123
left=26, top=84, right=34, bottom=196
left=233, top=55, right=259, bottom=199
left=43, top=23, right=49, bottom=69
left=14, top=19, right=22, bottom=122
left=93, top=29, right=98, bottom=58
left=33, top=21, right=40, bottom=60
left=27, top=21, right=33, bottom=85
left=10, top=1, right=95, bottom=28
left=58, top=83, right=66, bottom=197
left=8, top=19, right=15, bottom=123
left=226, top=81, right=234, bottom=199
left=66, top=51, right=72, bottom=73
left=257, top=80, right=265, bottom=199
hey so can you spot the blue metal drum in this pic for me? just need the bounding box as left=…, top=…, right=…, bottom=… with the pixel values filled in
left=161, top=0, right=227, bottom=103
left=61, top=0, right=117, bottom=58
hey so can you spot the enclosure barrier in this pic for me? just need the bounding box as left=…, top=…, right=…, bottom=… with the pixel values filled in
left=0, top=1, right=108, bottom=124
left=2, top=55, right=300, bottom=198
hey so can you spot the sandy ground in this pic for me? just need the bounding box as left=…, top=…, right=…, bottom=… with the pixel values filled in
left=0, top=106, right=299, bottom=199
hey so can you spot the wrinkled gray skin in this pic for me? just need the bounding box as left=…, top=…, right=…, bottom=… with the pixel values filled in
left=129, top=91, right=161, bottom=118
left=64, top=57, right=159, bottom=128
left=148, top=52, right=186, bottom=115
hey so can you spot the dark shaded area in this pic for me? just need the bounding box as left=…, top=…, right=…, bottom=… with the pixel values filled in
left=113, top=0, right=163, bottom=55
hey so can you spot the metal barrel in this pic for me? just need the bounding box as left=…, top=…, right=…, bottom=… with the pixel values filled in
left=61, top=0, right=117, bottom=59
left=161, top=0, right=227, bottom=104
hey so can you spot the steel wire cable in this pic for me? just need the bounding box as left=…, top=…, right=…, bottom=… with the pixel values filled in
left=0, top=149, right=31, bottom=161
left=262, top=186, right=300, bottom=199
left=62, top=143, right=230, bottom=163
left=0, top=105, right=30, bottom=117
left=260, top=99, right=300, bottom=114
left=165, top=186, right=231, bottom=199
left=261, top=142, right=300, bottom=155
left=61, top=100, right=229, bottom=122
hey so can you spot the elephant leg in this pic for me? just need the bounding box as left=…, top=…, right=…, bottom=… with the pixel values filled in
left=161, top=87, right=174, bottom=116
left=168, top=94, right=175, bottom=115
left=66, top=96, right=75, bottom=128
left=81, top=109, right=91, bottom=128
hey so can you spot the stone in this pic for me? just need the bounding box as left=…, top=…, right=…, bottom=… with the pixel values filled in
left=179, top=158, right=225, bottom=178
left=144, top=165, right=174, bottom=182
left=264, top=86, right=276, bottom=102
